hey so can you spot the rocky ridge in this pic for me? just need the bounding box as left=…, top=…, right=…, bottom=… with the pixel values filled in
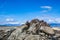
left=0, top=19, right=60, bottom=40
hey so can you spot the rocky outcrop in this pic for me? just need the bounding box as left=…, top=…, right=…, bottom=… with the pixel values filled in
left=0, top=28, right=15, bottom=40
left=0, top=19, right=60, bottom=40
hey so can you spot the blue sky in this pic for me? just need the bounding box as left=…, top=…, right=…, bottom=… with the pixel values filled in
left=0, top=0, right=60, bottom=24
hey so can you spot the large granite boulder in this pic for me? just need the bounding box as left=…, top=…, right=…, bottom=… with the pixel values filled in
left=39, top=26, right=55, bottom=35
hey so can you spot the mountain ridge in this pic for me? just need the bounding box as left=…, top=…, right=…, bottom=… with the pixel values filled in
left=0, top=23, right=60, bottom=27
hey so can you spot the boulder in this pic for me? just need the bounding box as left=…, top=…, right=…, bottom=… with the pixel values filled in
left=39, top=26, right=55, bottom=35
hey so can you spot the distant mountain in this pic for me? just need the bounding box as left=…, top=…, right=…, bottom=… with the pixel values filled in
left=0, top=23, right=60, bottom=27
left=49, top=23, right=60, bottom=27
left=0, top=24, right=21, bottom=27
left=6, top=24, right=21, bottom=26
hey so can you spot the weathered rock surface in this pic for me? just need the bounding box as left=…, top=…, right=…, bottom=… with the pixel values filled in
left=40, top=26, right=55, bottom=35
left=25, top=35, right=40, bottom=40
left=0, top=19, right=60, bottom=40
left=0, top=28, right=15, bottom=40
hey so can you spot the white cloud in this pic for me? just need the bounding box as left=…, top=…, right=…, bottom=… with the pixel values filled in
left=40, top=6, right=52, bottom=13
left=39, top=16, right=60, bottom=23
left=55, top=18, right=60, bottom=23
left=5, top=18, right=20, bottom=24
left=48, top=18, right=60, bottom=23
left=40, top=6, right=52, bottom=10
left=6, top=18, right=14, bottom=22
left=8, top=22, right=20, bottom=24
left=48, top=19, right=56, bottom=23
